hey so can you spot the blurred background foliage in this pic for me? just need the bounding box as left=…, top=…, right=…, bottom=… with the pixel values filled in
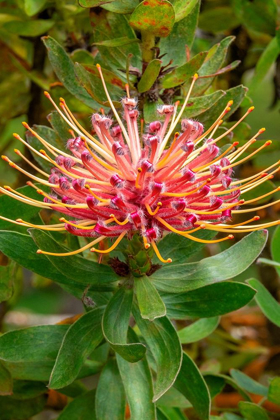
left=0, top=0, right=280, bottom=419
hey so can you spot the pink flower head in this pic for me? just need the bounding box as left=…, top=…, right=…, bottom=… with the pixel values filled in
left=1, top=67, right=279, bottom=263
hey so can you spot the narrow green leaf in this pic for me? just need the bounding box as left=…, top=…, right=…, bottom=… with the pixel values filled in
left=199, top=85, right=247, bottom=129
left=133, top=305, right=182, bottom=401
left=3, top=20, right=55, bottom=37
left=0, top=325, right=68, bottom=381
left=0, top=231, right=113, bottom=304
left=257, top=258, right=280, bottom=269
left=192, top=36, right=235, bottom=95
left=271, top=225, right=280, bottom=275
left=79, top=0, right=114, bottom=6
left=0, top=263, right=15, bottom=304
left=204, top=375, right=225, bottom=399
left=162, top=51, right=207, bottom=88
left=232, top=0, right=277, bottom=36
left=0, top=361, right=12, bottom=396
left=102, top=288, right=146, bottom=362
left=130, top=0, right=175, bottom=37
left=178, top=317, right=219, bottom=344
left=24, top=0, right=47, bottom=16
left=0, top=186, right=42, bottom=233
left=157, top=386, right=191, bottom=408
left=42, top=36, right=98, bottom=109
left=135, top=276, right=166, bottom=320
left=162, top=282, right=256, bottom=319
left=174, top=353, right=211, bottom=420
left=11, top=380, right=47, bottom=400
left=247, top=278, right=280, bottom=327
left=0, top=394, right=47, bottom=420
left=47, top=111, right=72, bottom=144
left=93, top=37, right=140, bottom=47
left=57, top=390, right=96, bottom=420
left=30, top=229, right=118, bottom=286
left=173, top=0, right=198, bottom=22
left=160, top=1, right=199, bottom=66
left=138, top=59, right=161, bottom=93
left=143, top=98, right=163, bottom=123
left=49, top=307, right=104, bottom=389
left=152, top=231, right=267, bottom=293
left=230, top=369, right=268, bottom=397
left=238, top=401, right=269, bottom=420
left=90, top=10, right=141, bottom=70
left=250, top=33, right=280, bottom=91
left=101, top=0, right=139, bottom=13
left=182, top=91, right=226, bottom=119
left=96, top=359, right=125, bottom=420
left=204, top=374, right=251, bottom=402
left=116, top=329, right=156, bottom=420
left=268, top=377, right=280, bottom=405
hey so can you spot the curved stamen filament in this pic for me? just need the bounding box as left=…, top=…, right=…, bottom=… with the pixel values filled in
left=37, top=235, right=106, bottom=256
left=59, top=218, right=96, bottom=230
left=151, top=240, right=172, bottom=263
left=13, top=149, right=49, bottom=177
left=91, top=230, right=127, bottom=253
left=162, top=179, right=210, bottom=197
left=110, top=214, right=130, bottom=226
left=145, top=202, right=162, bottom=216
left=84, top=184, right=110, bottom=203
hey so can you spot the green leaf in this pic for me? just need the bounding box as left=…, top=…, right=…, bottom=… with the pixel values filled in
left=173, top=0, right=198, bottom=22
left=204, top=374, right=251, bottom=402
left=0, top=230, right=112, bottom=304
left=268, top=377, right=280, bottom=405
left=204, top=375, right=225, bottom=399
left=152, top=231, right=267, bottom=293
left=199, top=7, right=240, bottom=33
left=242, top=180, right=275, bottom=205
left=9, top=380, right=47, bottom=400
left=0, top=325, right=68, bottom=381
left=230, top=369, right=268, bottom=397
left=178, top=317, right=219, bottom=343
left=79, top=0, right=114, bottom=6
left=101, top=0, right=139, bottom=13
left=3, top=20, right=55, bottom=37
left=199, top=85, right=248, bottom=129
left=143, top=98, right=163, bottom=123
left=0, top=262, right=15, bottom=304
left=49, top=307, right=104, bottom=389
left=0, top=394, right=47, bottom=420
left=138, top=59, right=161, bottom=93
left=257, top=258, right=280, bottom=269
left=129, top=0, right=175, bottom=37
left=116, top=329, right=156, bottom=420
left=182, top=91, right=226, bottom=119
left=192, top=36, right=235, bottom=96
left=24, top=0, right=47, bottom=16
left=162, top=282, right=256, bottom=319
left=90, top=10, right=141, bottom=70
left=133, top=305, right=182, bottom=401
left=42, top=36, right=98, bottom=109
left=250, top=32, right=280, bottom=91
left=159, top=1, right=199, bottom=66
left=47, top=111, right=72, bottom=144
left=161, top=51, right=207, bottom=88
left=0, top=361, right=12, bottom=396
left=102, top=288, right=146, bottom=362
left=232, top=0, right=277, bottom=36
left=30, top=229, right=118, bottom=287
left=157, top=386, right=191, bottom=408
left=151, top=230, right=267, bottom=293
left=271, top=225, right=280, bottom=275
left=57, top=390, right=96, bottom=420
left=157, top=230, right=216, bottom=265
left=247, top=278, right=280, bottom=327
left=95, top=359, right=125, bottom=420
left=174, top=353, right=211, bottom=420
left=0, top=185, right=42, bottom=233
left=135, top=275, right=166, bottom=320
left=238, top=401, right=269, bottom=420
left=93, top=37, right=140, bottom=47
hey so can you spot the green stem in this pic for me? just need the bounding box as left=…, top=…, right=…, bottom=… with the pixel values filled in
left=141, top=31, right=155, bottom=63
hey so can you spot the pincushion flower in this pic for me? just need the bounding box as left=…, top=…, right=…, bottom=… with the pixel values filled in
left=1, top=66, right=280, bottom=264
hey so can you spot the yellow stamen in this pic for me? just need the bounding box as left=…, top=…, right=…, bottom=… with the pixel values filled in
left=37, top=235, right=106, bottom=256
left=145, top=202, right=162, bottom=216
left=13, top=149, right=49, bottom=177
left=110, top=214, right=130, bottom=226
left=83, top=138, right=122, bottom=175
left=135, top=168, right=142, bottom=189
left=84, top=184, right=110, bottom=203
left=151, top=240, right=172, bottom=263
left=162, top=179, right=210, bottom=197
left=91, top=230, right=127, bottom=253
left=59, top=218, right=96, bottom=230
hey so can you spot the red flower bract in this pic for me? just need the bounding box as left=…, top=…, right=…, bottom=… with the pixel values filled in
left=1, top=67, right=279, bottom=263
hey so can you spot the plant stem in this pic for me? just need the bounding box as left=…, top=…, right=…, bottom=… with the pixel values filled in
left=141, top=31, right=155, bottom=64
